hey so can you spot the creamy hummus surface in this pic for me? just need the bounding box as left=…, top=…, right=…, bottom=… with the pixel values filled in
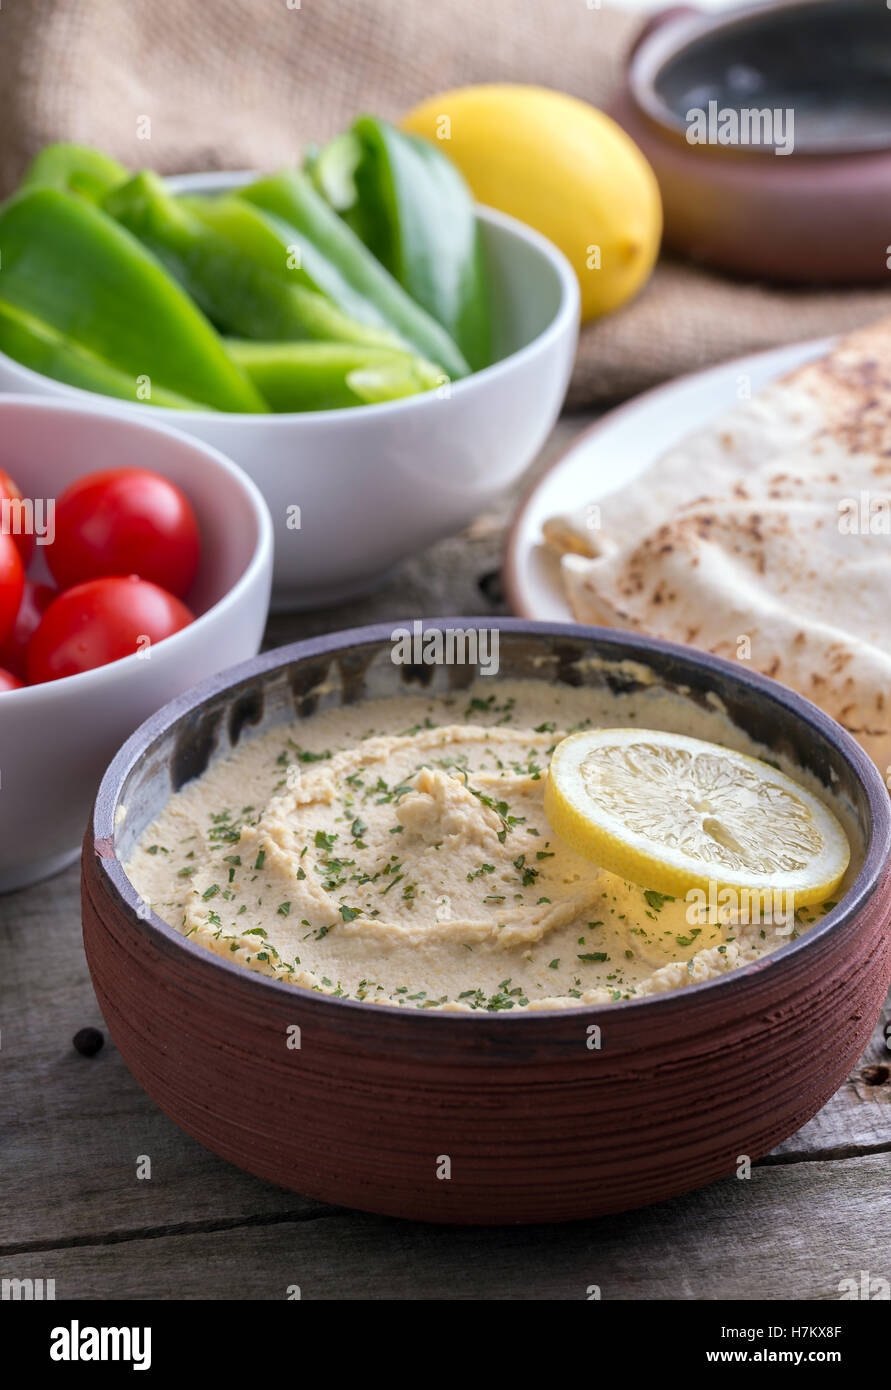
left=125, top=680, right=845, bottom=1012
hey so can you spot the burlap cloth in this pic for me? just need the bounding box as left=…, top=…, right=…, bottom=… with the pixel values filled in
left=1, top=0, right=888, bottom=405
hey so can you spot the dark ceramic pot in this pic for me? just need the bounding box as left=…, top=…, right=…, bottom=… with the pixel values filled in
left=613, top=0, right=891, bottom=283
left=82, top=621, right=891, bottom=1224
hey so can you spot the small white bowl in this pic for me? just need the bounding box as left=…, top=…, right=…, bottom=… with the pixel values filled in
left=0, top=175, right=580, bottom=610
left=0, top=396, right=273, bottom=892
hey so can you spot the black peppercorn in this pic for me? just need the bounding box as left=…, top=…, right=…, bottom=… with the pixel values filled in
left=72, top=1027, right=104, bottom=1057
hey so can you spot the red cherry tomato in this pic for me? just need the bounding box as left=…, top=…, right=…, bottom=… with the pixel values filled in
left=49, top=468, right=201, bottom=598
left=0, top=666, right=24, bottom=692
left=0, top=534, right=25, bottom=645
left=0, top=580, right=56, bottom=680
left=27, top=575, right=194, bottom=683
left=0, top=468, right=35, bottom=568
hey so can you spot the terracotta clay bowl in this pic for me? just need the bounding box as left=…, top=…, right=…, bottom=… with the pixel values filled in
left=82, top=620, right=891, bottom=1225
left=613, top=0, right=891, bottom=283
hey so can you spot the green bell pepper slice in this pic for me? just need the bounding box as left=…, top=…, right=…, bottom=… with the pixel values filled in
left=104, top=172, right=400, bottom=350
left=308, top=115, right=491, bottom=371
left=233, top=170, right=470, bottom=379
left=0, top=188, right=265, bottom=412
left=18, top=142, right=129, bottom=203
left=225, top=339, right=442, bottom=412
left=0, top=301, right=211, bottom=410
left=179, top=191, right=392, bottom=334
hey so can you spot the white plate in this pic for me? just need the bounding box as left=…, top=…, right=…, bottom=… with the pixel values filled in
left=504, top=337, right=832, bottom=621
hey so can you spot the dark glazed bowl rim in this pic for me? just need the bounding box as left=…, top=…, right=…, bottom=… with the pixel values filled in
left=628, top=0, right=891, bottom=159
left=90, top=618, right=891, bottom=1027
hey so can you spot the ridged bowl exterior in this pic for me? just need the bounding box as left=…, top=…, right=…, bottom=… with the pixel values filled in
left=82, top=622, right=891, bottom=1224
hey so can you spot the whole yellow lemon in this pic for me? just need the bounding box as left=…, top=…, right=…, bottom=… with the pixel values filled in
left=402, top=84, right=662, bottom=322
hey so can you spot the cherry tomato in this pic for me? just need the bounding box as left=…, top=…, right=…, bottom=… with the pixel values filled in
left=0, top=666, right=23, bottom=692
left=49, top=468, right=201, bottom=597
left=0, top=468, right=35, bottom=568
left=27, top=575, right=194, bottom=683
left=0, top=580, right=56, bottom=681
left=0, top=534, right=25, bottom=645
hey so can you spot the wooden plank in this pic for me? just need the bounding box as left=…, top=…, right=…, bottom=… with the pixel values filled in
left=2, top=1153, right=888, bottom=1300
left=0, top=862, right=326, bottom=1251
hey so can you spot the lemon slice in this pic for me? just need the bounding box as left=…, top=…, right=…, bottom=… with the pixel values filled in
left=544, top=729, right=850, bottom=909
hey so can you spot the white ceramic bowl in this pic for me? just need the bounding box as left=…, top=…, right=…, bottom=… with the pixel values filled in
left=0, top=174, right=580, bottom=610
left=0, top=396, right=273, bottom=892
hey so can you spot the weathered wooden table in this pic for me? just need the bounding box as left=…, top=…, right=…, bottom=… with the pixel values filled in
left=2, top=416, right=889, bottom=1300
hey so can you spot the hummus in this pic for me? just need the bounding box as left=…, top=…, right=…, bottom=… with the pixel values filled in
left=126, top=679, right=846, bottom=1011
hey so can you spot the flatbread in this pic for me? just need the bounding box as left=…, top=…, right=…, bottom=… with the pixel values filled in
left=544, top=316, right=891, bottom=560
left=545, top=317, right=891, bottom=776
